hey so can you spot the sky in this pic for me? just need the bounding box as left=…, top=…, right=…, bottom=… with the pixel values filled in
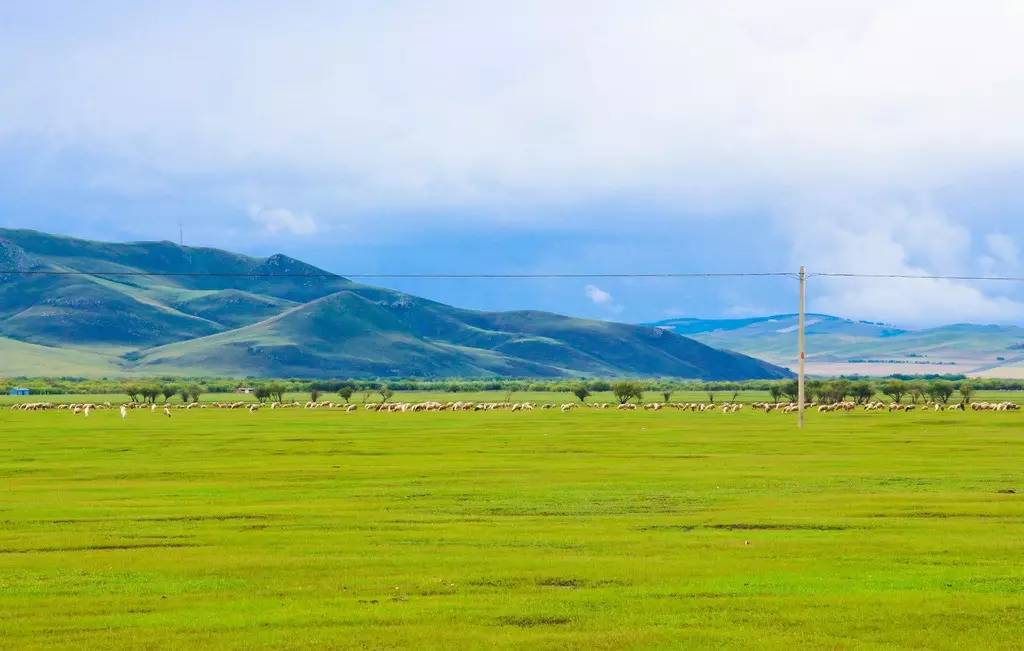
left=2, top=1, right=1024, bottom=327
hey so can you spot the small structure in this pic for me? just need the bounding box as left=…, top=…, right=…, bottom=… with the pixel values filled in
left=235, top=386, right=255, bottom=395
left=9, top=387, right=30, bottom=396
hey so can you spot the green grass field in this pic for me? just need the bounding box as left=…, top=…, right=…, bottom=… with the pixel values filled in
left=2, top=398, right=1024, bottom=648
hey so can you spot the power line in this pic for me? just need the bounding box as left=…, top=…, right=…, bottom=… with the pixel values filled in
left=1, top=269, right=1024, bottom=281
left=811, top=272, right=1024, bottom=282
left=0, top=270, right=798, bottom=279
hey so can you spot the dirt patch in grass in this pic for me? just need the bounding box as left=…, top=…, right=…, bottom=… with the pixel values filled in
left=706, top=523, right=853, bottom=531
left=6, top=514, right=277, bottom=525
left=638, top=524, right=697, bottom=532
left=0, top=542, right=203, bottom=554
left=640, top=522, right=853, bottom=532
left=535, top=577, right=585, bottom=588
left=496, top=615, right=572, bottom=627
left=869, top=511, right=1009, bottom=519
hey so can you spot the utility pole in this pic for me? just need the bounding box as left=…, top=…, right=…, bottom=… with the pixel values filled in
left=797, top=266, right=806, bottom=428
left=178, top=221, right=183, bottom=247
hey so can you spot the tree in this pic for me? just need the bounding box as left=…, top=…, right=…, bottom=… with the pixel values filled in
left=378, top=385, right=394, bottom=404
left=310, top=389, right=321, bottom=403
left=804, top=379, right=823, bottom=403
left=662, top=390, right=672, bottom=404
left=188, top=384, right=203, bottom=403
left=927, top=380, right=955, bottom=405
left=162, top=385, right=178, bottom=403
left=781, top=380, right=799, bottom=402
left=178, top=386, right=191, bottom=403
left=141, top=385, right=160, bottom=404
left=819, top=379, right=850, bottom=404
left=706, top=384, right=718, bottom=403
left=612, top=381, right=642, bottom=405
left=573, top=384, right=591, bottom=403
left=267, top=382, right=286, bottom=403
left=908, top=380, right=927, bottom=404
left=768, top=385, right=783, bottom=403
left=504, top=385, right=519, bottom=404
left=125, top=384, right=141, bottom=403
left=850, top=381, right=874, bottom=404
left=338, top=383, right=355, bottom=404
left=881, top=380, right=906, bottom=404
left=254, top=386, right=271, bottom=403
left=958, top=381, right=974, bottom=406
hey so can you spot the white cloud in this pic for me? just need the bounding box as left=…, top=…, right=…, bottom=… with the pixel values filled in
left=248, top=206, right=317, bottom=236
left=3, top=1, right=1024, bottom=211
left=788, top=202, right=1024, bottom=326
left=985, top=233, right=1019, bottom=268
left=4, top=2, right=1024, bottom=324
left=584, top=284, right=613, bottom=305
left=584, top=284, right=625, bottom=315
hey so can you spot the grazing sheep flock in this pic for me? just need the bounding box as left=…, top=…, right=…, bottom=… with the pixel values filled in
left=8, top=399, right=1020, bottom=416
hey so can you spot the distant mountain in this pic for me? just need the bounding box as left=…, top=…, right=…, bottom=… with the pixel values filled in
left=649, top=314, right=1024, bottom=377
left=0, top=229, right=791, bottom=379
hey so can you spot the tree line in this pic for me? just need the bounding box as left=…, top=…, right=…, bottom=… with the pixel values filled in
left=766, top=378, right=969, bottom=406
left=122, top=383, right=205, bottom=404
left=0, top=375, right=1010, bottom=403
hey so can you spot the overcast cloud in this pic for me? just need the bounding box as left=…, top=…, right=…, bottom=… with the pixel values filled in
left=1, top=1, right=1023, bottom=325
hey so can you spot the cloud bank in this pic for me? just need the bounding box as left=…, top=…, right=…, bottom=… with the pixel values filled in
left=1, top=1, right=1023, bottom=324
left=248, top=206, right=317, bottom=236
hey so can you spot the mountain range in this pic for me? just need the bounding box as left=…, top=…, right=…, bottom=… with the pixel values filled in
left=650, top=314, right=1024, bottom=378
left=0, top=229, right=790, bottom=380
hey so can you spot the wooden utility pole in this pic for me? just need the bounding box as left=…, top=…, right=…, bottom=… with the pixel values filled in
left=797, top=266, right=806, bottom=428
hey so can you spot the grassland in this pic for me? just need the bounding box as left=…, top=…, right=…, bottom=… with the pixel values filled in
left=0, top=337, right=127, bottom=377
left=2, top=395, right=1024, bottom=649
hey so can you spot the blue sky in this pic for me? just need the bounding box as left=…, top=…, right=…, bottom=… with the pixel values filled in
left=2, top=1, right=1024, bottom=326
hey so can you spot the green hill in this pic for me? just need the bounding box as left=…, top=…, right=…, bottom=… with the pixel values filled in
left=0, top=337, right=126, bottom=376
left=0, top=229, right=791, bottom=379
left=650, top=315, right=1024, bottom=377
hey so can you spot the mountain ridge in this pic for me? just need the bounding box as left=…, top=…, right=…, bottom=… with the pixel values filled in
left=648, top=314, right=1024, bottom=377
left=0, top=229, right=790, bottom=379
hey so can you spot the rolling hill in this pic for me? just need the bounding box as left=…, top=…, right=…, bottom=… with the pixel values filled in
left=0, top=229, right=790, bottom=379
left=650, top=314, right=1024, bottom=377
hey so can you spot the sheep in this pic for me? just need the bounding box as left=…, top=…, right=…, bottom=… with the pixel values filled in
left=163, top=406, right=172, bottom=418
left=120, top=405, right=128, bottom=420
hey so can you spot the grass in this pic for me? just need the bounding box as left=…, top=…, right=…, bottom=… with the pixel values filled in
left=1, top=396, right=1023, bottom=648
left=0, top=338, right=127, bottom=377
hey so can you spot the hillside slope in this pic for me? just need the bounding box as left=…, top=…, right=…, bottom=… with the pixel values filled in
left=0, top=229, right=791, bottom=379
left=650, top=314, right=1024, bottom=376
